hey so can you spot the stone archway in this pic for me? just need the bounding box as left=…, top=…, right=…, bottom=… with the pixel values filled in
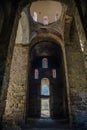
left=27, top=41, right=69, bottom=120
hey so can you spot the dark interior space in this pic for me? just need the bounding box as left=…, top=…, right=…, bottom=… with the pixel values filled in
left=0, top=0, right=17, bottom=94
left=75, top=0, right=87, bottom=37
left=27, top=41, right=69, bottom=121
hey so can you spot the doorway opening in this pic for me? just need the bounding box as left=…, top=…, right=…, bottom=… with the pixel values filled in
left=41, top=98, right=50, bottom=118
left=41, top=78, right=50, bottom=118
left=27, top=41, right=69, bottom=122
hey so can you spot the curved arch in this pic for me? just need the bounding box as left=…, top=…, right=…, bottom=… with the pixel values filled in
left=29, top=41, right=63, bottom=64
left=28, top=34, right=71, bottom=121
left=41, top=78, right=50, bottom=86
left=29, top=33, right=64, bottom=56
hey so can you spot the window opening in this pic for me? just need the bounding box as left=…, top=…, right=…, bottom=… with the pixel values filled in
left=43, top=16, right=49, bottom=25
left=34, top=69, right=39, bottom=79
left=41, top=78, right=50, bottom=118
left=33, top=12, right=37, bottom=22
left=42, top=58, right=48, bottom=68
left=52, top=69, right=56, bottom=78
left=41, top=99, right=50, bottom=118
left=41, top=84, right=49, bottom=96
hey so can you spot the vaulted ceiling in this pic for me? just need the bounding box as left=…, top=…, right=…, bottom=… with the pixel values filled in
left=0, top=0, right=87, bottom=34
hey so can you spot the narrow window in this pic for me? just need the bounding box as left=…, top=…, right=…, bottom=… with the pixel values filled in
left=42, top=58, right=48, bottom=68
left=52, top=69, right=56, bottom=78
left=33, top=12, right=37, bottom=22
left=43, top=16, right=48, bottom=25
left=34, top=69, right=39, bottom=79
left=80, top=39, right=84, bottom=52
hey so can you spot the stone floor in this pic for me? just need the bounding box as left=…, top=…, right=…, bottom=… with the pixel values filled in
left=2, top=118, right=87, bottom=130
left=21, top=118, right=73, bottom=130
left=21, top=127, right=72, bottom=129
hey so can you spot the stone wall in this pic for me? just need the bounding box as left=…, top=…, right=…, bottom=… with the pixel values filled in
left=73, top=4, right=87, bottom=74
left=75, top=0, right=87, bottom=36
left=66, top=44, right=87, bottom=122
left=1, top=3, right=30, bottom=124
left=0, top=3, right=20, bottom=122
left=65, top=9, right=87, bottom=127
left=1, top=0, right=87, bottom=128
left=3, top=45, right=29, bottom=123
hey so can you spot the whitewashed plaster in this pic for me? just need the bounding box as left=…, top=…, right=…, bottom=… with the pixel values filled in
left=30, top=1, right=63, bottom=24
left=15, top=5, right=29, bottom=45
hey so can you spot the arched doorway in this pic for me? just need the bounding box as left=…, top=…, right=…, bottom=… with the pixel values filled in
left=27, top=41, right=68, bottom=120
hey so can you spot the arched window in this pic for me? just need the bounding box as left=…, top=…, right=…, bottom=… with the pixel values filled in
left=41, top=78, right=50, bottom=96
left=34, top=69, right=39, bottom=79
left=41, top=84, right=49, bottom=96
left=43, top=16, right=48, bottom=25
left=42, top=58, right=48, bottom=68
left=33, top=12, right=37, bottom=22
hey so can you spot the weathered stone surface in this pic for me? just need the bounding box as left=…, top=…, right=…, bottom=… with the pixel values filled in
left=3, top=45, right=29, bottom=123
left=65, top=7, right=87, bottom=125
left=0, top=0, right=87, bottom=128
left=3, top=124, right=21, bottom=130
left=0, top=8, right=21, bottom=122
left=73, top=3, right=87, bottom=74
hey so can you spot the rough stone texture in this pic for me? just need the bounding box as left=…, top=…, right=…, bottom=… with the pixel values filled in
left=0, top=1, right=87, bottom=129
left=3, top=45, right=29, bottom=123
left=65, top=11, right=87, bottom=127
left=73, top=4, right=87, bottom=74
left=3, top=124, right=21, bottom=130
left=71, top=3, right=87, bottom=126
left=0, top=6, right=20, bottom=121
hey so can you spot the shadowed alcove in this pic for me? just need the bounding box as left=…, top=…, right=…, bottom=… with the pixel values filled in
left=27, top=41, right=69, bottom=121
